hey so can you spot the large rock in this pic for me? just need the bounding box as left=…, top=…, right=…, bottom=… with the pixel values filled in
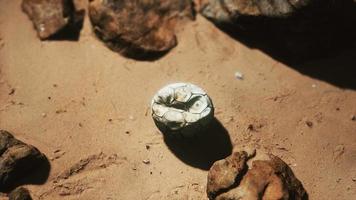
left=207, top=148, right=307, bottom=200
left=0, top=130, right=47, bottom=190
left=89, top=0, right=194, bottom=60
left=199, top=0, right=311, bottom=22
left=22, top=0, right=85, bottom=40
left=198, top=0, right=356, bottom=61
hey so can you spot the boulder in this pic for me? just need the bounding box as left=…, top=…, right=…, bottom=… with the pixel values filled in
left=22, top=0, right=85, bottom=40
left=0, top=130, right=47, bottom=190
left=198, top=0, right=356, bottom=61
left=88, top=0, right=194, bottom=60
left=207, top=148, right=307, bottom=200
left=199, top=0, right=311, bottom=23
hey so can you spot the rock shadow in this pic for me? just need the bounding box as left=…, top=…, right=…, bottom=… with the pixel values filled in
left=203, top=0, right=356, bottom=89
left=163, top=118, right=232, bottom=170
left=46, top=10, right=85, bottom=41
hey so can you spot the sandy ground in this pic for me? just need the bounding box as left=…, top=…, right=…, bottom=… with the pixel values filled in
left=0, top=0, right=356, bottom=199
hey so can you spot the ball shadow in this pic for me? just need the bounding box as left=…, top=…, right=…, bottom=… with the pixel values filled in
left=163, top=118, right=232, bottom=170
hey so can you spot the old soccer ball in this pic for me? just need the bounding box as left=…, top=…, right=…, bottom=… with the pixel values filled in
left=151, top=83, right=214, bottom=137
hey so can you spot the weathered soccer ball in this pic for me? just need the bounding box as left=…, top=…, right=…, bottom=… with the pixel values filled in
left=151, top=83, right=214, bottom=137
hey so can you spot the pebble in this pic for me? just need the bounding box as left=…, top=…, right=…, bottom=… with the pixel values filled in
left=142, top=159, right=150, bottom=164
left=234, top=71, right=244, bottom=80
left=306, top=121, right=313, bottom=128
left=351, top=115, right=356, bottom=121
left=41, top=113, right=47, bottom=118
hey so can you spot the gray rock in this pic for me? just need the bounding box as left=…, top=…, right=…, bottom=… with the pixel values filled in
left=199, top=0, right=311, bottom=23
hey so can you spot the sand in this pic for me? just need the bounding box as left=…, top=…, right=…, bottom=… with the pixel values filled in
left=0, top=0, right=355, bottom=199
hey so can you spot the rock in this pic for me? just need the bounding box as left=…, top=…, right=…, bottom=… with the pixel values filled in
left=207, top=148, right=307, bottom=200
left=207, top=149, right=255, bottom=199
left=88, top=0, right=194, bottom=60
left=0, top=130, right=47, bottom=189
left=199, top=0, right=311, bottom=22
left=199, top=0, right=356, bottom=61
left=8, top=187, right=32, bottom=200
left=22, top=0, right=85, bottom=40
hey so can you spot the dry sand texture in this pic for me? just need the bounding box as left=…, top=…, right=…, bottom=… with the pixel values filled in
left=0, top=0, right=356, bottom=199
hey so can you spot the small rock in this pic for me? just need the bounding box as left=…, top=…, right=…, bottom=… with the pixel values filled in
left=145, top=145, right=150, bottom=150
left=311, top=84, right=316, bottom=88
left=8, top=187, right=32, bottom=200
left=0, top=130, right=47, bottom=189
left=22, top=0, right=84, bottom=40
left=207, top=148, right=307, bottom=200
left=41, top=113, right=47, bottom=118
left=351, top=115, right=356, bottom=121
left=8, top=88, right=15, bottom=95
left=234, top=71, right=244, bottom=80
left=142, top=159, right=150, bottom=164
left=306, top=121, right=313, bottom=128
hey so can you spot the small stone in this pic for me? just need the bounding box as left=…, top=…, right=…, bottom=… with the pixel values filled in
left=234, top=71, right=244, bottom=80
left=145, top=145, right=150, bottom=150
left=41, top=113, right=47, bottom=118
left=142, top=159, right=150, bottom=164
left=8, top=187, right=32, bottom=200
left=108, top=118, right=113, bottom=122
left=306, top=121, right=313, bottom=127
left=8, top=88, right=15, bottom=95
left=351, top=115, right=356, bottom=121
left=311, top=84, right=316, bottom=88
left=0, top=130, right=47, bottom=189
left=207, top=148, right=307, bottom=200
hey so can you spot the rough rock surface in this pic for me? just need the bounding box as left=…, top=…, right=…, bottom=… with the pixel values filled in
left=22, top=0, right=85, bottom=39
left=88, top=0, right=194, bottom=60
left=207, top=148, right=307, bottom=200
left=199, top=0, right=311, bottom=22
left=198, top=0, right=356, bottom=61
left=0, top=130, right=47, bottom=190
left=9, top=187, right=32, bottom=200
